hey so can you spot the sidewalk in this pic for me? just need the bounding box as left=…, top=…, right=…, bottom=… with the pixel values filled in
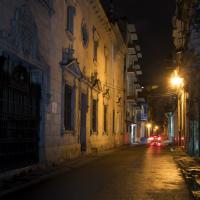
left=0, top=147, right=121, bottom=198
left=171, top=147, right=200, bottom=200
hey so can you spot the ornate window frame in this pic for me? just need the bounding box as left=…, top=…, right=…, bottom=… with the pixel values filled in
left=60, top=48, right=82, bottom=135
left=65, top=1, right=76, bottom=42
left=81, top=19, right=89, bottom=48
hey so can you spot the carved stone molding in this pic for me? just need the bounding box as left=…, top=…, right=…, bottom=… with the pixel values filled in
left=60, top=47, right=82, bottom=79
left=37, top=0, right=55, bottom=15
left=0, top=4, right=42, bottom=61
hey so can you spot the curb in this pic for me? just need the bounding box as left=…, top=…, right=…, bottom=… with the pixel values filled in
left=171, top=148, right=200, bottom=200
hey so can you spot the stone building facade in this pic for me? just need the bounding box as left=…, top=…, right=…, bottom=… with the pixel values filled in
left=0, top=0, right=127, bottom=172
left=172, top=0, right=200, bottom=155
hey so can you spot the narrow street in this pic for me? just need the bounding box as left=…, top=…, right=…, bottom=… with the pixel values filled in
left=1, top=1, right=200, bottom=199
left=3, top=146, right=192, bottom=200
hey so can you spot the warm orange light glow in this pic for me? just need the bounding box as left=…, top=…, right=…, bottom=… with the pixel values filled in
left=170, top=70, right=184, bottom=88
left=154, top=126, right=159, bottom=131
left=146, top=123, right=152, bottom=128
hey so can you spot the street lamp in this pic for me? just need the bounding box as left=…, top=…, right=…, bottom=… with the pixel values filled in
left=146, top=123, right=152, bottom=129
left=153, top=125, right=159, bottom=135
left=169, top=69, right=185, bottom=147
left=146, top=123, right=152, bottom=137
left=170, top=70, right=184, bottom=88
left=154, top=125, right=159, bottom=130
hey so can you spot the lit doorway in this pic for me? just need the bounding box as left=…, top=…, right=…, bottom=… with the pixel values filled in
left=131, top=124, right=136, bottom=144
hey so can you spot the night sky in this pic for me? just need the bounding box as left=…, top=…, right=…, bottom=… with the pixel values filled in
left=113, top=0, right=176, bottom=87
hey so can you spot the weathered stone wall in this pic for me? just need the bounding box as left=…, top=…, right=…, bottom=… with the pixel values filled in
left=0, top=0, right=127, bottom=164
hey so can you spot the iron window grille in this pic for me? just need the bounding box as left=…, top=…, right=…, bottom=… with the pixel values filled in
left=92, top=99, right=97, bottom=132
left=64, top=84, right=75, bottom=131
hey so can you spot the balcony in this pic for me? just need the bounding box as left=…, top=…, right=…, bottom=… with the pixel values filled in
left=128, top=43, right=135, bottom=48
left=134, top=64, right=141, bottom=70
left=137, top=97, right=145, bottom=103
left=136, top=103, right=148, bottom=121
left=136, top=88, right=142, bottom=93
left=128, top=24, right=136, bottom=33
left=134, top=80, right=139, bottom=84
left=127, top=95, right=137, bottom=102
left=128, top=47, right=136, bottom=55
left=129, top=33, right=138, bottom=41
left=127, top=95, right=136, bottom=100
left=135, top=83, right=141, bottom=89
left=137, top=92, right=146, bottom=103
left=133, top=55, right=138, bottom=62
left=137, top=113, right=148, bottom=121
left=137, top=53, right=142, bottom=58
left=126, top=116, right=136, bottom=124
left=127, top=67, right=136, bottom=73
left=136, top=69, right=142, bottom=75
left=135, top=45, right=141, bottom=51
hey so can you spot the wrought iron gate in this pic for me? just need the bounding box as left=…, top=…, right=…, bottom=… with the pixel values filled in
left=0, top=56, right=41, bottom=172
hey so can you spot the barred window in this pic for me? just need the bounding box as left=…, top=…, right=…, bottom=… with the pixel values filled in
left=104, top=105, right=107, bottom=133
left=64, top=84, right=75, bottom=131
left=92, top=99, right=97, bottom=132
left=93, top=41, right=98, bottom=62
left=113, top=110, right=115, bottom=134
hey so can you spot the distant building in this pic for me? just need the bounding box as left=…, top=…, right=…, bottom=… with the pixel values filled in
left=0, top=0, right=127, bottom=173
left=123, top=24, right=146, bottom=144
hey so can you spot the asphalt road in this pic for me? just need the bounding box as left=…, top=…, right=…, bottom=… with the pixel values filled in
left=3, top=145, right=192, bottom=200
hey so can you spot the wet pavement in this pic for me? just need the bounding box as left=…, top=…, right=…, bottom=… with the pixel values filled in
left=2, top=145, right=192, bottom=200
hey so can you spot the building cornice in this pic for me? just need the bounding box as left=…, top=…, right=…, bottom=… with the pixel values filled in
left=85, top=0, right=111, bottom=33
left=84, top=0, right=127, bottom=52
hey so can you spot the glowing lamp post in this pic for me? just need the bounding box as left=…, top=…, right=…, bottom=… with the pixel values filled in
left=154, top=125, right=159, bottom=130
left=170, top=69, right=185, bottom=147
left=146, top=123, right=152, bottom=137
left=153, top=126, right=159, bottom=135
left=170, top=70, right=184, bottom=88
